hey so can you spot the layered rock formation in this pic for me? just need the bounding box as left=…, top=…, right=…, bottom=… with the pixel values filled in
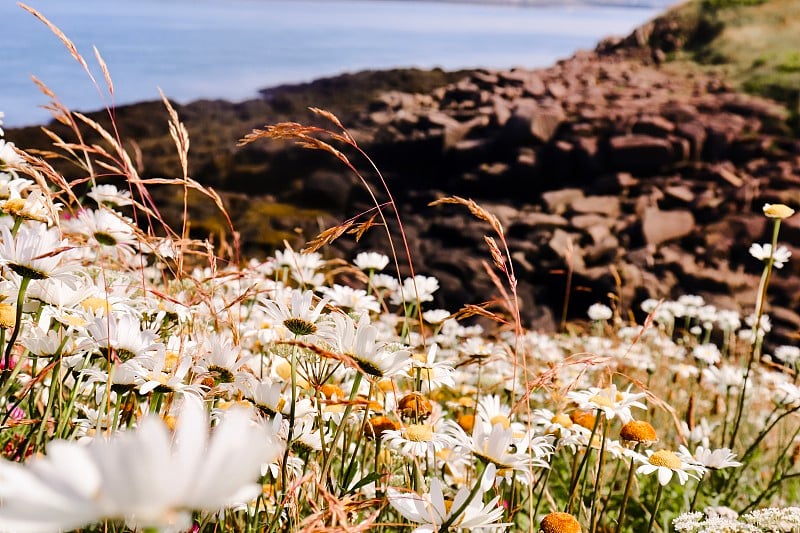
left=8, top=37, right=800, bottom=344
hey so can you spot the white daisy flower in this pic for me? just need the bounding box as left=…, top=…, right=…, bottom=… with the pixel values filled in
left=587, top=302, right=613, bottom=321
left=0, top=224, right=76, bottom=285
left=353, top=251, right=389, bottom=272
left=636, top=449, right=704, bottom=486
left=390, top=275, right=439, bottom=306
left=749, top=242, right=791, bottom=269
left=567, top=384, right=647, bottom=423
left=387, top=463, right=505, bottom=532
left=86, top=184, right=133, bottom=207
left=320, top=283, right=380, bottom=314
left=332, top=313, right=411, bottom=379
left=384, top=421, right=455, bottom=459
left=679, top=445, right=741, bottom=470
left=259, top=288, right=329, bottom=337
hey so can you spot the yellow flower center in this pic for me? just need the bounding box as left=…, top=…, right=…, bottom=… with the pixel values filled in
left=164, top=351, right=180, bottom=372
left=458, top=413, right=475, bottom=433
left=0, top=303, right=15, bottom=329
left=320, top=384, right=344, bottom=399
left=551, top=413, right=573, bottom=428
left=649, top=450, right=682, bottom=469
left=81, top=297, right=111, bottom=314
left=61, top=313, right=87, bottom=328
left=404, top=423, right=433, bottom=442
left=490, top=414, right=511, bottom=429
left=1, top=198, right=25, bottom=215
left=457, top=396, right=476, bottom=408
left=620, top=420, right=658, bottom=444
left=589, top=393, right=614, bottom=408
left=418, top=367, right=434, bottom=381
left=377, top=379, right=395, bottom=393
left=412, top=352, right=427, bottom=363
left=540, top=511, right=582, bottom=533
left=275, top=360, right=292, bottom=381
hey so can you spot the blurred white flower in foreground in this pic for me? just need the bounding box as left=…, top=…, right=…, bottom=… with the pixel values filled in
left=0, top=399, right=282, bottom=533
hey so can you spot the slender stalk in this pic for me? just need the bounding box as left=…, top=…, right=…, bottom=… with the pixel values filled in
left=690, top=473, right=705, bottom=511
left=280, top=345, right=299, bottom=499
left=319, top=372, right=363, bottom=488
left=614, top=445, right=641, bottom=533
left=567, top=411, right=601, bottom=513
left=646, top=483, right=664, bottom=533
left=589, top=419, right=609, bottom=533
left=2, top=275, right=31, bottom=385
left=532, top=456, right=554, bottom=522
left=729, top=218, right=781, bottom=448
left=439, top=462, right=486, bottom=532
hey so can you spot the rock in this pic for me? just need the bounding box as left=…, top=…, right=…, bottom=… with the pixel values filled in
left=708, top=163, right=744, bottom=188
left=503, top=100, right=566, bottom=144
left=608, top=134, right=674, bottom=173
left=547, top=81, right=568, bottom=99
left=704, top=113, right=747, bottom=161
left=499, top=70, right=547, bottom=97
left=570, top=195, right=621, bottom=218
left=549, top=229, right=586, bottom=271
left=670, top=136, right=692, bottom=162
left=542, top=189, right=584, bottom=214
left=675, top=121, right=707, bottom=160
left=571, top=213, right=615, bottom=230
left=508, top=212, right=569, bottom=237
left=664, top=185, right=694, bottom=204
left=642, top=207, right=696, bottom=246
left=631, top=116, right=675, bottom=138
left=720, top=93, right=789, bottom=124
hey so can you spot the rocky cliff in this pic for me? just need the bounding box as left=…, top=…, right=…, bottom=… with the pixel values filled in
left=8, top=20, right=800, bottom=343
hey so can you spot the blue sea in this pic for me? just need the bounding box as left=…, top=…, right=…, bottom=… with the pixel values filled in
left=1, top=0, right=673, bottom=127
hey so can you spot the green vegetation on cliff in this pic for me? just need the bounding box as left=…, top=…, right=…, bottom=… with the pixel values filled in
left=657, top=0, right=800, bottom=125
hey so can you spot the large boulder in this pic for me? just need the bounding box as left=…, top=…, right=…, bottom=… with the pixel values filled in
left=503, top=100, right=566, bottom=144
left=641, top=207, right=695, bottom=246
left=608, top=134, right=674, bottom=174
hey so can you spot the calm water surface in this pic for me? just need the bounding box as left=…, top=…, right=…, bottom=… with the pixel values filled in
left=2, top=0, right=670, bottom=127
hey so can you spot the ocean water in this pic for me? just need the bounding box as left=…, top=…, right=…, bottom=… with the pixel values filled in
left=2, top=0, right=671, bottom=127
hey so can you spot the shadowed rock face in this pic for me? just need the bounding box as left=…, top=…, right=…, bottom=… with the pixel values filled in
left=7, top=47, right=800, bottom=344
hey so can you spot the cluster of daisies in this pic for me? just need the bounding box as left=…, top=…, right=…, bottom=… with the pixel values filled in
left=0, top=116, right=798, bottom=533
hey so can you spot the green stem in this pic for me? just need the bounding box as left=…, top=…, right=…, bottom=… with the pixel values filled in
left=729, top=218, right=781, bottom=449
left=320, top=372, right=363, bottom=489
left=589, top=419, right=609, bottom=533
left=690, top=473, right=705, bottom=511
left=567, top=411, right=601, bottom=513
left=439, top=462, right=486, bottom=532
left=280, top=345, right=299, bottom=500
left=646, top=483, right=664, bottom=533
left=615, top=445, right=640, bottom=533
left=532, top=455, right=555, bottom=522
left=33, top=360, right=61, bottom=453
left=2, top=275, right=30, bottom=384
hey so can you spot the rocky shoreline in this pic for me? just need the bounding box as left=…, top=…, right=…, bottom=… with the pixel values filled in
left=8, top=26, right=800, bottom=344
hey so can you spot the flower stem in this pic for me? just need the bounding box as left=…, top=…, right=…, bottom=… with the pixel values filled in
left=589, top=419, right=609, bottom=533
left=646, top=483, right=664, bottom=533
left=1, top=275, right=30, bottom=386
left=614, top=445, right=640, bottom=533
left=729, top=218, right=781, bottom=449
left=439, top=462, right=486, bottom=532
left=320, top=372, right=363, bottom=489
left=567, top=410, right=601, bottom=514
left=690, top=473, right=705, bottom=511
